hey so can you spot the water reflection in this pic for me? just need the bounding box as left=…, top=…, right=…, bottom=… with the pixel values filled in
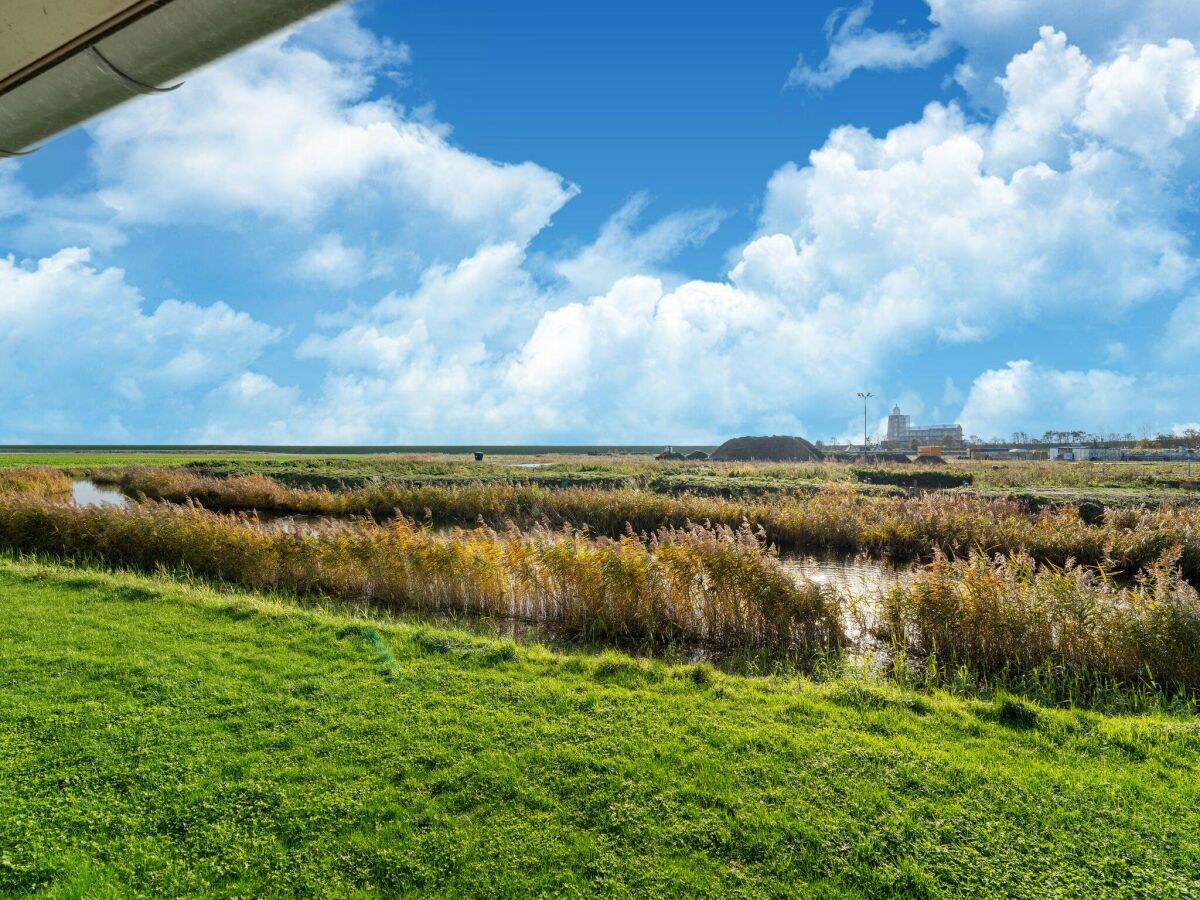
left=71, top=480, right=130, bottom=508
left=777, top=553, right=904, bottom=597
left=778, top=552, right=912, bottom=649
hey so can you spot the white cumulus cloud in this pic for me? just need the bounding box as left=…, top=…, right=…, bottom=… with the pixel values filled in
left=0, top=249, right=279, bottom=441
left=792, top=0, right=1200, bottom=99
left=207, top=26, right=1200, bottom=443
left=87, top=7, right=577, bottom=264
left=959, top=360, right=1184, bottom=439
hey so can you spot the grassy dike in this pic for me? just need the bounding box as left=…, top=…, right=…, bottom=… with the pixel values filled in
left=1, top=557, right=1198, bottom=897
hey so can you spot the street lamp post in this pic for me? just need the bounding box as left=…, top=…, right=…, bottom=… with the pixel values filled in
left=856, top=391, right=874, bottom=449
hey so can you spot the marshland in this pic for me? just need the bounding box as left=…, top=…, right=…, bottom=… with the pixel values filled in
left=3, top=452, right=1198, bottom=705
left=2, top=449, right=1200, bottom=895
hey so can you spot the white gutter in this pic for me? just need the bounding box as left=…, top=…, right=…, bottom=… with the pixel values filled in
left=0, top=0, right=344, bottom=156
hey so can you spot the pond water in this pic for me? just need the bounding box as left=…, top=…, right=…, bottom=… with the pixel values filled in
left=778, top=553, right=905, bottom=598
left=71, top=480, right=131, bottom=508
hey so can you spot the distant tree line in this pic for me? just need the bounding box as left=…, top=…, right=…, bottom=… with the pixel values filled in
left=961, top=429, right=1200, bottom=449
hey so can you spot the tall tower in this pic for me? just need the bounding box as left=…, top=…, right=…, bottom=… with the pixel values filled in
left=886, top=405, right=909, bottom=444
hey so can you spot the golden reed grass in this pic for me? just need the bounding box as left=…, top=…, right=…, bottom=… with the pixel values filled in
left=0, top=495, right=843, bottom=653
left=120, top=467, right=1200, bottom=581
left=0, top=467, right=72, bottom=499
left=875, top=551, right=1200, bottom=696
left=1, top=481, right=1196, bottom=694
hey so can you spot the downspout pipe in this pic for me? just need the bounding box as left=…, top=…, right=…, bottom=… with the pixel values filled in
left=0, top=0, right=344, bottom=155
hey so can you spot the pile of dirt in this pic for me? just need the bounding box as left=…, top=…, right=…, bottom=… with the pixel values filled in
left=685, top=450, right=709, bottom=461
left=913, top=454, right=947, bottom=466
left=710, top=435, right=825, bottom=462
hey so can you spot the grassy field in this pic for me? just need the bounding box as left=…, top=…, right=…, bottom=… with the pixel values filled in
left=2, top=555, right=1198, bottom=897
left=3, top=452, right=1198, bottom=894
left=4, top=449, right=1198, bottom=502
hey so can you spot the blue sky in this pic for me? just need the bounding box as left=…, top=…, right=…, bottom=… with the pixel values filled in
left=2, top=0, right=1199, bottom=444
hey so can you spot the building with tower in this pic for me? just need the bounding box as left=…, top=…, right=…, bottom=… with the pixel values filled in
left=885, top=406, right=963, bottom=448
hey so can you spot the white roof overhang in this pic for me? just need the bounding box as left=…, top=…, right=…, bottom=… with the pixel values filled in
left=0, top=0, right=343, bottom=156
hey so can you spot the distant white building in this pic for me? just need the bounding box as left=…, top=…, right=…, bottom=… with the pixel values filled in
left=886, top=406, right=963, bottom=448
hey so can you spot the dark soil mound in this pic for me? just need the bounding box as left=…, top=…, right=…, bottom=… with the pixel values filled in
left=711, top=435, right=825, bottom=462
left=914, top=454, right=947, bottom=466
left=685, top=451, right=709, bottom=461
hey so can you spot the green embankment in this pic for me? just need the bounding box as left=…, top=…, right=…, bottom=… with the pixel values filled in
left=0, top=452, right=282, bottom=470
left=1, top=557, right=1197, bottom=897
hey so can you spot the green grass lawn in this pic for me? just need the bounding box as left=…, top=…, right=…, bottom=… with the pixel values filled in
left=0, top=452, right=296, bottom=474
left=1, top=557, right=1199, bottom=897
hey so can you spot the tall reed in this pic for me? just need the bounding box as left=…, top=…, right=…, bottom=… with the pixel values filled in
left=3, top=491, right=1197, bottom=698
left=0, top=467, right=73, bottom=499
left=0, top=495, right=844, bottom=654
left=119, top=467, right=1200, bottom=581
left=875, top=551, right=1200, bottom=697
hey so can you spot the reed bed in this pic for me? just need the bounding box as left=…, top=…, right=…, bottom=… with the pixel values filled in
left=119, top=467, right=1200, bottom=581
left=874, top=551, right=1200, bottom=699
left=2, top=490, right=1197, bottom=698
left=0, top=495, right=844, bottom=654
left=0, top=466, right=72, bottom=499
